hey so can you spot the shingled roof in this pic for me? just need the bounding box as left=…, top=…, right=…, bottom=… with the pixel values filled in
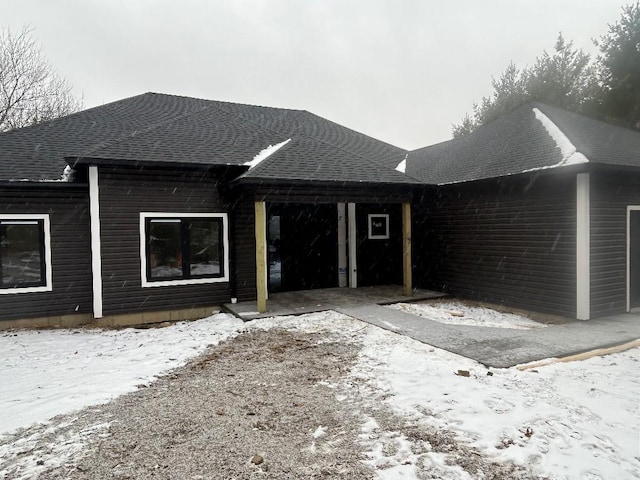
left=0, top=92, right=408, bottom=183
left=407, top=102, right=640, bottom=185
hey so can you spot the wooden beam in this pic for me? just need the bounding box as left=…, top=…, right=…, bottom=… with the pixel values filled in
left=254, top=201, right=267, bottom=313
left=402, top=202, right=412, bottom=296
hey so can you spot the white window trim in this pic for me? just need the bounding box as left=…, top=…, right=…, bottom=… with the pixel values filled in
left=368, top=213, right=390, bottom=240
left=0, top=214, right=52, bottom=295
left=140, top=212, right=229, bottom=288
left=626, top=206, right=640, bottom=312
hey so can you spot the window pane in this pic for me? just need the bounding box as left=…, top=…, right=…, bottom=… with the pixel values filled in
left=148, top=220, right=183, bottom=279
left=188, top=220, right=221, bottom=276
left=0, top=221, right=44, bottom=287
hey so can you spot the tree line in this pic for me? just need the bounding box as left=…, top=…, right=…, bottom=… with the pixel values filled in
left=453, top=2, right=640, bottom=137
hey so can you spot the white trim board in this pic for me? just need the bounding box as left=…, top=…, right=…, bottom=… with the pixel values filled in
left=89, top=166, right=103, bottom=318
left=0, top=214, right=52, bottom=295
left=576, top=173, right=590, bottom=320
left=626, top=206, right=640, bottom=312
left=139, top=212, right=230, bottom=288
left=348, top=203, right=357, bottom=288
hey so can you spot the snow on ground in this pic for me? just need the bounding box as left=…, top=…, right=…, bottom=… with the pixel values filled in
left=0, top=313, right=244, bottom=435
left=1, top=307, right=638, bottom=479
left=353, top=323, right=640, bottom=480
left=388, top=300, right=546, bottom=329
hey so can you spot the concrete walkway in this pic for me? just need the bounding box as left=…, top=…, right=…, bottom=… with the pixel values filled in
left=337, top=304, right=640, bottom=368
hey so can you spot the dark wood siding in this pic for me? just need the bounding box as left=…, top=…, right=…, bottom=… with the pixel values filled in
left=253, top=184, right=410, bottom=204
left=230, top=195, right=256, bottom=301
left=590, top=170, right=640, bottom=317
left=0, top=187, right=92, bottom=321
left=98, top=167, right=231, bottom=315
left=356, top=203, right=403, bottom=286
left=414, top=173, right=577, bottom=317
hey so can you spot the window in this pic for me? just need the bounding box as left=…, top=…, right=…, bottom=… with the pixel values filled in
left=368, top=214, right=390, bottom=240
left=0, top=215, right=52, bottom=294
left=140, top=213, right=229, bottom=287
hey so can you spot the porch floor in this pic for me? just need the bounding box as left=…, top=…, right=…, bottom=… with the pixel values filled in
left=222, top=285, right=447, bottom=321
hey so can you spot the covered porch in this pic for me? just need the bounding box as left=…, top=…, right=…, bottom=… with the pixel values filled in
left=223, top=285, right=447, bottom=321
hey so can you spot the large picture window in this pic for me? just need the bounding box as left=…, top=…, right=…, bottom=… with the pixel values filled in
left=0, top=215, right=52, bottom=294
left=140, top=213, right=229, bottom=287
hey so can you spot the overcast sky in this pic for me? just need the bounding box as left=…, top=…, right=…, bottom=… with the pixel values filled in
left=0, top=0, right=630, bottom=149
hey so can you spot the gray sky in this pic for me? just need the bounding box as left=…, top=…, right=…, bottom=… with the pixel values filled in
left=0, top=0, right=630, bottom=149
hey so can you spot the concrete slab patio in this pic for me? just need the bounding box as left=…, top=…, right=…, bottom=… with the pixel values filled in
left=223, top=286, right=447, bottom=320
left=338, top=304, right=640, bottom=368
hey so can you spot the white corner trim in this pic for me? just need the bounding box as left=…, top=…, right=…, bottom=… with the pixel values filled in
left=348, top=203, right=357, bottom=288
left=139, top=212, right=230, bottom=288
left=0, top=214, right=52, bottom=294
left=576, top=173, right=590, bottom=320
left=89, top=166, right=103, bottom=318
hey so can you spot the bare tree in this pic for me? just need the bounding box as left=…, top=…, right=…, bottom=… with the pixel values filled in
left=0, top=26, right=81, bottom=132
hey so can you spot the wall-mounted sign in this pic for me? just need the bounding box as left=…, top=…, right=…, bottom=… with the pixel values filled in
left=368, top=214, right=389, bottom=240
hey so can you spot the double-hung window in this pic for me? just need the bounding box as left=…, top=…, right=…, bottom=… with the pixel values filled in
left=0, top=214, right=52, bottom=293
left=140, top=213, right=229, bottom=287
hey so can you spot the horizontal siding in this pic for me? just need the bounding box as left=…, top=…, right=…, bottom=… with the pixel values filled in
left=98, top=167, right=231, bottom=315
left=590, top=171, right=640, bottom=317
left=414, top=173, right=577, bottom=317
left=0, top=188, right=93, bottom=321
left=253, top=185, right=410, bottom=204
left=230, top=196, right=256, bottom=301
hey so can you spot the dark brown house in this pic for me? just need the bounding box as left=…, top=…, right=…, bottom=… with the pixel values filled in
left=0, top=94, right=638, bottom=328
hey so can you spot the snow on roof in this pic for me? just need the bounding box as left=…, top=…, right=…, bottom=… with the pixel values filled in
left=244, top=138, right=291, bottom=170
left=530, top=107, right=589, bottom=172
left=395, top=154, right=407, bottom=174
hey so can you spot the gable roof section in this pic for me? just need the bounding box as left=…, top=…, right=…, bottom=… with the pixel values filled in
left=0, top=92, right=408, bottom=183
left=407, top=102, right=640, bottom=185
left=238, top=135, right=419, bottom=185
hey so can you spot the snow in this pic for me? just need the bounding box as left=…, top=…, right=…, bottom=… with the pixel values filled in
left=244, top=138, right=291, bottom=170
left=1, top=307, right=638, bottom=479
left=530, top=108, right=589, bottom=171
left=354, top=322, right=640, bottom=480
left=395, top=154, right=407, bottom=174
left=0, top=313, right=243, bottom=435
left=388, top=301, right=546, bottom=329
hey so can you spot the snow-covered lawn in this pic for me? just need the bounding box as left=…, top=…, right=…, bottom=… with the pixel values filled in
left=1, top=307, right=638, bottom=479
left=0, top=313, right=244, bottom=435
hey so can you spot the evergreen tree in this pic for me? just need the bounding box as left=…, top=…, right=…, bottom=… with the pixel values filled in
left=596, top=2, right=640, bottom=130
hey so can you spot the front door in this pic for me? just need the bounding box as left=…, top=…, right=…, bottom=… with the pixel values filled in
left=268, top=204, right=338, bottom=292
left=629, top=209, right=640, bottom=309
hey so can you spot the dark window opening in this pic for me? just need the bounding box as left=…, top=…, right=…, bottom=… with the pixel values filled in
left=146, top=217, right=223, bottom=282
left=0, top=219, right=47, bottom=289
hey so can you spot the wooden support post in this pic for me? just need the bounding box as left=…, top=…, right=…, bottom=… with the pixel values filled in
left=255, top=201, right=267, bottom=313
left=402, top=202, right=412, bottom=296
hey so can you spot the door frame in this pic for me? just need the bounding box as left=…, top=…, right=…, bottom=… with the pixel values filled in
left=626, top=205, right=640, bottom=312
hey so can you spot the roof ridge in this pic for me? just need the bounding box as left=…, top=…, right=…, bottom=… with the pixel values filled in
left=236, top=137, right=297, bottom=179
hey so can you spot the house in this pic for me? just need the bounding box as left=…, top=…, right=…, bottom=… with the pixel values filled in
left=408, top=102, right=640, bottom=320
left=0, top=93, right=638, bottom=328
